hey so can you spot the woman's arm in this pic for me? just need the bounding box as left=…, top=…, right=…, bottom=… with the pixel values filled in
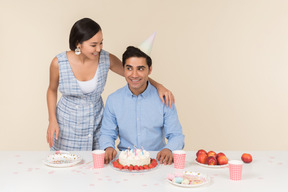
left=46, top=57, right=60, bottom=148
left=109, top=53, right=124, bottom=76
left=109, top=53, right=175, bottom=107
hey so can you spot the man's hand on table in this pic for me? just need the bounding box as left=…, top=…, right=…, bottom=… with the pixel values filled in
left=104, top=147, right=117, bottom=164
left=156, top=148, right=173, bottom=165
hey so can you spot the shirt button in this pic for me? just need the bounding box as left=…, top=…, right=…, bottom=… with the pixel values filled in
left=90, top=120, right=93, bottom=124
left=90, top=104, right=93, bottom=107
left=88, top=134, right=92, bottom=137
left=75, top=105, right=79, bottom=109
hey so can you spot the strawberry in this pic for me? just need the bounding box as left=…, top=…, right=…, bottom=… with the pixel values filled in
left=143, top=165, right=149, bottom=169
left=139, top=166, right=143, bottom=170
left=133, top=165, right=139, bottom=170
left=148, top=164, right=154, bottom=168
left=118, top=164, right=123, bottom=170
left=151, top=159, right=158, bottom=166
left=129, top=165, right=133, bottom=171
left=112, top=161, right=118, bottom=168
left=124, top=165, right=129, bottom=169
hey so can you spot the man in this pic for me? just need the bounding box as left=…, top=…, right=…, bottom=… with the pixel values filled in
left=99, top=46, right=184, bottom=165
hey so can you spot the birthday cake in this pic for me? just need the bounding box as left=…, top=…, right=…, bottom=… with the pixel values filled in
left=119, top=148, right=151, bottom=166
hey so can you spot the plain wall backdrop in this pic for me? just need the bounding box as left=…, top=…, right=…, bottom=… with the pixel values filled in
left=0, top=0, right=287, bottom=151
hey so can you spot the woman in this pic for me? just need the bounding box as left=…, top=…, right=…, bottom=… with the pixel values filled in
left=46, top=18, right=174, bottom=151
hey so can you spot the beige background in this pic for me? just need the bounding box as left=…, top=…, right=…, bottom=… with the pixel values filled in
left=0, top=0, right=287, bottom=151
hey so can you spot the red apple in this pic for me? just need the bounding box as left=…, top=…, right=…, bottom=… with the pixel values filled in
left=196, top=149, right=207, bottom=157
left=207, top=151, right=217, bottom=159
left=217, top=155, right=228, bottom=165
left=196, top=153, right=208, bottom=164
left=207, top=156, right=217, bottom=165
left=217, top=152, right=226, bottom=158
left=241, top=153, right=253, bottom=163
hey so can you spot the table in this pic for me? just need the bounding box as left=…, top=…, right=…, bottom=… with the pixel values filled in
left=0, top=151, right=287, bottom=192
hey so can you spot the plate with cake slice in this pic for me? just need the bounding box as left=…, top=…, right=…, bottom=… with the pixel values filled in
left=42, top=151, right=82, bottom=168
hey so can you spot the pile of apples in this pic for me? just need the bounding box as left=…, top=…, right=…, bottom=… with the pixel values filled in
left=196, top=149, right=228, bottom=166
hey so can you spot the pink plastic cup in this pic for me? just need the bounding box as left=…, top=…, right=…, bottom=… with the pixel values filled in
left=92, top=150, right=105, bottom=168
left=229, top=160, right=243, bottom=180
left=173, top=150, right=186, bottom=169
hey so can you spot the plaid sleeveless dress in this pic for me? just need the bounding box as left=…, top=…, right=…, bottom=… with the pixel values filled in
left=51, top=50, right=110, bottom=151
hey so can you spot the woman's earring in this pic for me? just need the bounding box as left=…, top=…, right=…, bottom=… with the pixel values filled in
left=75, top=47, right=81, bottom=55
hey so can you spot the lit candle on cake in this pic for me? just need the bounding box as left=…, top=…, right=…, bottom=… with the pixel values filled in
left=127, top=147, right=130, bottom=157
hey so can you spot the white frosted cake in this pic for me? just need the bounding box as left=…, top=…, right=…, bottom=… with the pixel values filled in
left=119, top=148, right=151, bottom=166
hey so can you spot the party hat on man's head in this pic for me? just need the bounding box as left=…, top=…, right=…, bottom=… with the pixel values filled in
left=138, top=32, right=156, bottom=56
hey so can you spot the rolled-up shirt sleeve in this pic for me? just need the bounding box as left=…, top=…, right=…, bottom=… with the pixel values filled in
left=163, top=103, right=185, bottom=151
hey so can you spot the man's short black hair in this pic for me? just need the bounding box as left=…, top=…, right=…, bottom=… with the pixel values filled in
left=122, top=46, right=152, bottom=67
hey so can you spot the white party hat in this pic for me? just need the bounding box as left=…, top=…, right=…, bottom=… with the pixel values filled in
left=138, top=32, right=156, bottom=56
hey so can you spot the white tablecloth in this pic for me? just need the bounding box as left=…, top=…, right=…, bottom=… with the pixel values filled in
left=0, top=151, right=287, bottom=192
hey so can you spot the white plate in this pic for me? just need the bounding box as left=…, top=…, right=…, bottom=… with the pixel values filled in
left=195, top=159, right=228, bottom=168
left=167, top=171, right=210, bottom=188
left=43, top=151, right=82, bottom=168
left=110, top=158, right=159, bottom=173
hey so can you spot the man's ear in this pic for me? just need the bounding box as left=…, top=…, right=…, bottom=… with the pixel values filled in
left=148, top=66, right=152, bottom=75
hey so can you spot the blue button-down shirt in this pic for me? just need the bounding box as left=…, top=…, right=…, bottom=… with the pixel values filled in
left=99, top=82, right=184, bottom=151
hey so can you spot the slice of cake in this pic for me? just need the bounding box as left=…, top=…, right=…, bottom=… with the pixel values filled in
left=119, top=148, right=150, bottom=166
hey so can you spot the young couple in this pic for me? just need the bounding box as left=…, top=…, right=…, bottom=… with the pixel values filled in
left=47, top=18, right=184, bottom=165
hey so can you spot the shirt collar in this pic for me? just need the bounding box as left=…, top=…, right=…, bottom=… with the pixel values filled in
left=125, top=81, right=152, bottom=98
